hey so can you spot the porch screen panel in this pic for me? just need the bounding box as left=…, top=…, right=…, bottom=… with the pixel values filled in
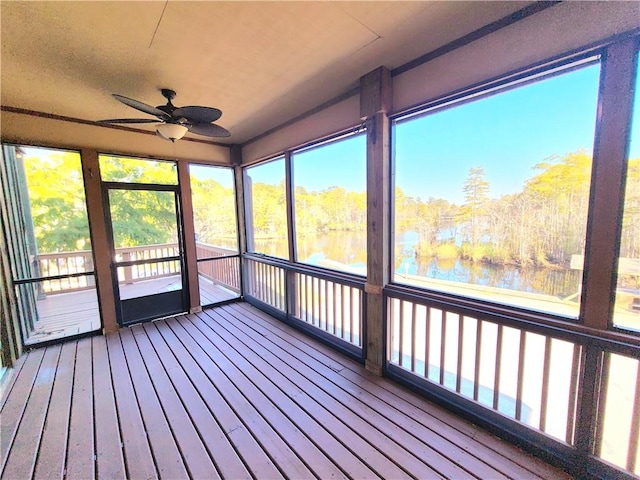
left=1, top=145, right=100, bottom=345
left=613, top=51, right=640, bottom=333
left=189, top=164, right=240, bottom=306
left=392, top=58, right=601, bottom=319
left=244, top=157, right=288, bottom=259
left=292, top=133, right=366, bottom=275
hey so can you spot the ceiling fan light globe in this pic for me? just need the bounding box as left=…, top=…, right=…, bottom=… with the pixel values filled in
left=156, top=123, right=188, bottom=142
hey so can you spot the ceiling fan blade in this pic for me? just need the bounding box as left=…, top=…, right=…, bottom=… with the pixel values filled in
left=187, top=122, right=231, bottom=138
left=96, top=118, right=159, bottom=124
left=173, top=106, right=222, bottom=123
left=112, top=94, right=170, bottom=120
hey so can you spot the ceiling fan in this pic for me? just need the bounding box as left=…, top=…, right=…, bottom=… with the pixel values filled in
left=97, top=88, right=230, bottom=141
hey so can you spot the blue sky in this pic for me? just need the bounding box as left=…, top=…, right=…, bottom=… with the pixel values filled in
left=189, top=163, right=235, bottom=189
left=239, top=59, right=640, bottom=203
left=394, top=63, right=605, bottom=203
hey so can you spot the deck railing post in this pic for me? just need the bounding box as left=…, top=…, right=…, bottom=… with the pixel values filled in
left=123, top=251, right=133, bottom=284
left=361, top=66, right=392, bottom=374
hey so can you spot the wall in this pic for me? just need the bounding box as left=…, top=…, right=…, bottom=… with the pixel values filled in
left=242, top=1, right=639, bottom=163
left=0, top=110, right=231, bottom=165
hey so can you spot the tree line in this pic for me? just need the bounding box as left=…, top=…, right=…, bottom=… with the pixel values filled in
left=18, top=149, right=639, bottom=281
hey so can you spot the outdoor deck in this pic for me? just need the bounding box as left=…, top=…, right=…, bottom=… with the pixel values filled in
left=26, top=275, right=239, bottom=345
left=0, top=302, right=571, bottom=479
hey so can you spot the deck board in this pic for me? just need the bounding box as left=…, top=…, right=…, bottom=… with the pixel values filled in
left=118, top=327, right=189, bottom=479
left=130, top=324, right=220, bottom=480
left=150, top=320, right=282, bottom=479
left=92, top=336, right=126, bottom=479
left=1, top=346, right=60, bottom=479
left=65, top=338, right=95, bottom=480
left=0, top=302, right=573, bottom=480
left=26, top=276, right=237, bottom=345
left=197, top=309, right=431, bottom=478
left=207, top=307, right=487, bottom=479
left=141, top=322, right=252, bottom=479
left=32, top=342, right=76, bottom=480
left=105, top=333, right=157, bottom=480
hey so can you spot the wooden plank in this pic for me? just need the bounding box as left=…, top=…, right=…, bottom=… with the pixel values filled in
left=118, top=327, right=189, bottom=479
left=65, top=337, right=95, bottom=480
left=141, top=322, right=252, bottom=479
left=92, top=335, right=126, bottom=479
left=0, top=354, right=28, bottom=411
left=182, top=317, right=344, bottom=478
left=1, top=345, right=61, bottom=479
left=129, top=324, right=220, bottom=479
left=152, top=317, right=283, bottom=479
left=229, top=302, right=566, bottom=480
left=106, top=333, right=157, bottom=480
left=192, top=311, right=398, bottom=478
left=33, top=341, right=77, bottom=480
left=214, top=307, right=497, bottom=479
left=164, top=316, right=315, bottom=479
left=200, top=308, right=433, bottom=479
left=0, top=349, right=44, bottom=460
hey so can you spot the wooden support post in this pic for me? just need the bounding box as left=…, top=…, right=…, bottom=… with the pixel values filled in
left=362, top=66, right=392, bottom=375
left=284, top=151, right=298, bottom=318
left=80, top=149, right=118, bottom=333
left=232, top=145, right=248, bottom=297
left=573, top=38, right=637, bottom=473
left=581, top=38, right=637, bottom=330
left=177, top=161, right=200, bottom=313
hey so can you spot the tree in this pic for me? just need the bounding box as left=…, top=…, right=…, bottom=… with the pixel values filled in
left=459, top=167, right=490, bottom=248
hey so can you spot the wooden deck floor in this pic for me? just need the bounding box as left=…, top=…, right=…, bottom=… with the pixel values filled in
left=27, top=275, right=238, bottom=345
left=1, top=302, right=572, bottom=479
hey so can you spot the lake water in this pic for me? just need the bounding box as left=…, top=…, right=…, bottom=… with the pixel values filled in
left=248, top=230, right=581, bottom=299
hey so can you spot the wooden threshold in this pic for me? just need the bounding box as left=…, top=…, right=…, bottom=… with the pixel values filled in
left=0, top=302, right=572, bottom=479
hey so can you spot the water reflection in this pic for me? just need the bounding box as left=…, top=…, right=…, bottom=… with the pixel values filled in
left=244, top=230, right=582, bottom=299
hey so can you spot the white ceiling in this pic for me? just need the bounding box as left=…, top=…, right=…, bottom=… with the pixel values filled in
left=1, top=1, right=533, bottom=144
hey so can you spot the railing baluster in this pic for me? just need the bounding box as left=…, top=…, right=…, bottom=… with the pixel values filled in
left=308, top=274, right=313, bottom=322
left=627, top=361, right=640, bottom=473
left=331, top=282, right=338, bottom=335
left=493, top=324, right=503, bottom=411
left=340, top=284, right=345, bottom=338
left=312, top=276, right=317, bottom=325
left=456, top=314, right=464, bottom=393
left=424, top=306, right=431, bottom=379
left=268, top=264, right=273, bottom=306
left=350, top=286, right=355, bottom=344
left=539, top=336, right=553, bottom=432
left=473, top=320, right=483, bottom=401
left=324, top=279, right=329, bottom=332
left=566, top=344, right=582, bottom=444
left=595, top=352, right=611, bottom=458
left=516, top=330, right=526, bottom=421
left=358, top=288, right=363, bottom=346
left=399, top=300, right=405, bottom=368
left=318, top=278, right=323, bottom=329
left=440, top=310, right=447, bottom=385
left=411, top=302, right=417, bottom=372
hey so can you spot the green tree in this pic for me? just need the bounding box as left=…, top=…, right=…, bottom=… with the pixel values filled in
left=459, top=167, right=490, bottom=251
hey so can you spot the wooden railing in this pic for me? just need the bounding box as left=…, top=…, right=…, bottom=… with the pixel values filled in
left=197, top=247, right=241, bottom=293
left=294, top=272, right=362, bottom=347
left=36, top=242, right=240, bottom=294
left=385, top=285, right=640, bottom=477
left=244, top=254, right=364, bottom=354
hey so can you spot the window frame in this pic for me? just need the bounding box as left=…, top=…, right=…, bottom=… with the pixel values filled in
left=389, top=53, right=603, bottom=325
